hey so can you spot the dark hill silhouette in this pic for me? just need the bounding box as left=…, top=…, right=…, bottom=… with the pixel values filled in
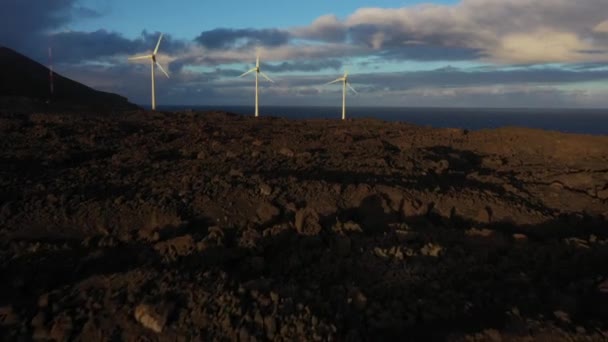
left=0, top=46, right=137, bottom=111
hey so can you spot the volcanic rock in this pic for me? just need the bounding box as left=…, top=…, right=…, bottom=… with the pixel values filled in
left=1, top=110, right=608, bottom=340
left=294, top=207, right=322, bottom=235
left=134, top=303, right=173, bottom=333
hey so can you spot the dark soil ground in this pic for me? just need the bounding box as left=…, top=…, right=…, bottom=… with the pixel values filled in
left=1, top=110, right=607, bottom=341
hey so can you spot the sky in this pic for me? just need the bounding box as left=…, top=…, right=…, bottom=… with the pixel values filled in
left=3, top=0, right=608, bottom=108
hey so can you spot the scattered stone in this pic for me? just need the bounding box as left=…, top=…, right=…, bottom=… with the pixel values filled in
left=278, top=147, right=294, bottom=157
left=564, top=237, right=590, bottom=249
left=482, top=329, right=502, bottom=342
left=138, top=229, right=160, bottom=242
left=395, top=229, right=419, bottom=243
left=476, top=207, right=492, bottom=224
left=238, top=228, right=262, bottom=249
left=134, top=303, right=173, bottom=333
left=154, top=235, right=196, bottom=260
left=374, top=247, right=389, bottom=259
left=553, top=310, right=571, bottom=324
left=264, top=315, right=277, bottom=338
left=434, top=159, right=450, bottom=174
left=598, top=188, right=608, bottom=200
left=401, top=199, right=427, bottom=218
left=549, top=181, right=565, bottom=191
left=0, top=306, right=18, bottom=326
left=239, top=326, right=250, bottom=341
left=257, top=202, right=280, bottom=224
left=598, top=279, right=608, bottom=293
left=420, top=243, right=443, bottom=257
left=375, top=246, right=404, bottom=260
left=349, top=290, right=367, bottom=310
left=32, top=327, right=51, bottom=340
left=259, top=183, right=272, bottom=196
left=38, top=294, right=49, bottom=308
left=294, top=208, right=322, bottom=235
left=465, top=228, right=494, bottom=238
left=342, top=221, right=363, bottom=233
left=481, top=156, right=505, bottom=169
left=50, top=314, right=73, bottom=341
left=31, top=311, right=46, bottom=327
left=228, top=168, right=244, bottom=177
left=513, top=233, right=528, bottom=241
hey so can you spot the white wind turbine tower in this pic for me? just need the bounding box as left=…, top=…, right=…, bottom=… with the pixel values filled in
left=239, top=54, right=274, bottom=117
left=325, top=70, right=357, bottom=120
left=128, top=33, right=170, bottom=110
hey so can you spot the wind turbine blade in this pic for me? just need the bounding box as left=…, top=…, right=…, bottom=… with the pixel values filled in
left=259, top=72, right=274, bottom=83
left=154, top=33, right=164, bottom=55
left=156, top=62, right=170, bottom=78
left=324, top=78, right=343, bottom=85
left=128, top=55, right=152, bottom=60
left=347, top=82, right=358, bottom=94
left=239, top=68, right=257, bottom=77
left=256, top=54, right=260, bottom=68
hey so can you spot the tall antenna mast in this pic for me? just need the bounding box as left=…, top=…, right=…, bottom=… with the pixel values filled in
left=48, top=46, right=54, bottom=97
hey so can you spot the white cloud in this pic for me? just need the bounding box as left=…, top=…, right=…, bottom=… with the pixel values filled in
left=340, top=0, right=608, bottom=63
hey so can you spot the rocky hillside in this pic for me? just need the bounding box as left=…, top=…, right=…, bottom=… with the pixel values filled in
left=0, top=110, right=607, bottom=340
left=0, top=46, right=137, bottom=111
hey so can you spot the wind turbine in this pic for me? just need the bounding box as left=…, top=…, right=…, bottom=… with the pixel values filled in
left=325, top=70, right=357, bottom=120
left=128, top=33, right=170, bottom=111
left=239, top=54, right=274, bottom=117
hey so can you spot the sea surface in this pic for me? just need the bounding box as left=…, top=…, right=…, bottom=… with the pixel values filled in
left=156, top=106, right=608, bottom=136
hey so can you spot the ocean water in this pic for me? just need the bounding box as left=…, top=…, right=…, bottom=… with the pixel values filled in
left=157, top=105, right=608, bottom=136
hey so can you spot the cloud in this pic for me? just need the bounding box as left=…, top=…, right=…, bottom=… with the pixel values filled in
left=291, top=15, right=346, bottom=43
left=340, top=0, right=608, bottom=63
left=4, top=0, right=608, bottom=108
left=595, top=20, right=608, bottom=33
left=57, top=58, right=608, bottom=108
left=194, top=28, right=290, bottom=49
left=47, top=30, right=186, bottom=65
left=261, top=59, right=342, bottom=73
left=351, top=66, right=608, bottom=91
left=377, top=45, right=481, bottom=61
left=0, top=0, right=100, bottom=53
left=169, top=42, right=363, bottom=68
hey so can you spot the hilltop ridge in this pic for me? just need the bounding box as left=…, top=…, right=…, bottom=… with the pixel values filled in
left=0, top=46, right=137, bottom=111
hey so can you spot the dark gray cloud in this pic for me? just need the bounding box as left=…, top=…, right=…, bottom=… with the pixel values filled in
left=569, top=62, right=608, bottom=71
left=0, top=0, right=100, bottom=53
left=50, top=30, right=186, bottom=63
left=355, top=67, right=608, bottom=91
left=72, top=6, right=103, bottom=19
left=51, top=30, right=143, bottom=63
left=169, top=55, right=231, bottom=73
left=194, top=28, right=290, bottom=49
left=268, top=66, right=608, bottom=91
left=261, top=59, right=342, bottom=72
left=0, top=1, right=185, bottom=66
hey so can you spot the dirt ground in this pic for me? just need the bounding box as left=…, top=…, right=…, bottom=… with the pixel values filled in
left=1, top=110, right=607, bottom=341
